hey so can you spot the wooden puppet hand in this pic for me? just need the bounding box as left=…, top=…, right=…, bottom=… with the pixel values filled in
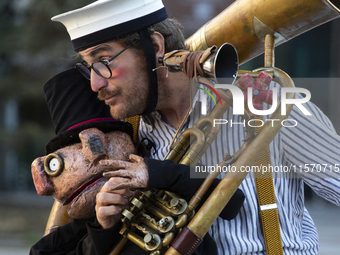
left=101, top=154, right=149, bottom=190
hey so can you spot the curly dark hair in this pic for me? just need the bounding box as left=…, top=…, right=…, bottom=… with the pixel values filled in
left=115, top=18, right=187, bottom=54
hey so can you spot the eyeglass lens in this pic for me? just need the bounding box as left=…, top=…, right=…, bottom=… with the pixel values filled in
left=76, top=64, right=91, bottom=80
left=92, top=62, right=111, bottom=79
left=76, top=44, right=132, bottom=80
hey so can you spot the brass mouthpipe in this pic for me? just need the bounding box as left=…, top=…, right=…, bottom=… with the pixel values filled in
left=264, top=34, right=275, bottom=68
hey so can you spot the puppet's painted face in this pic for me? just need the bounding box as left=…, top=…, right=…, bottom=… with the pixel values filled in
left=31, top=128, right=135, bottom=219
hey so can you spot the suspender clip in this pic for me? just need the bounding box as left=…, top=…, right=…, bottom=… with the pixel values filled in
left=260, top=203, right=277, bottom=211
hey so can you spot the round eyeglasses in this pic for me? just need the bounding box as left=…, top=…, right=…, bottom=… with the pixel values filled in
left=75, top=44, right=132, bottom=80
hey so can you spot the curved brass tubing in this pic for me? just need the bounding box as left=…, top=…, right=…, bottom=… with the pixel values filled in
left=166, top=128, right=205, bottom=165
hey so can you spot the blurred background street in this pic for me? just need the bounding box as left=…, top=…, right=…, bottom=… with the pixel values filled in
left=0, top=192, right=339, bottom=255
left=1, top=0, right=340, bottom=254
left=0, top=192, right=53, bottom=255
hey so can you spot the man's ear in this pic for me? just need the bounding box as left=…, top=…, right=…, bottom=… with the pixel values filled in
left=79, top=128, right=108, bottom=163
left=151, top=32, right=165, bottom=61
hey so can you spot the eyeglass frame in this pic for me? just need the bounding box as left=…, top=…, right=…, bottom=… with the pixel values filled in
left=75, top=44, right=132, bottom=80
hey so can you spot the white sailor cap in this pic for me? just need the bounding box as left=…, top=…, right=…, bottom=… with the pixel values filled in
left=52, top=0, right=168, bottom=52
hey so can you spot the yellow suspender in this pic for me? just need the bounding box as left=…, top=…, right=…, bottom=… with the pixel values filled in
left=254, top=116, right=284, bottom=255
left=125, top=115, right=140, bottom=144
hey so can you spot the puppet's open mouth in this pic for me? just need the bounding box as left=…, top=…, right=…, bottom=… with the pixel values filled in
left=62, top=173, right=105, bottom=206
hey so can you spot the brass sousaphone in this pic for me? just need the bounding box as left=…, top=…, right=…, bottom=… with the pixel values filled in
left=44, top=0, right=340, bottom=254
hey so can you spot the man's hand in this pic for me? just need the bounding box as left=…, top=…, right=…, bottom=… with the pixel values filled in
left=101, top=154, right=149, bottom=190
left=95, top=177, right=133, bottom=229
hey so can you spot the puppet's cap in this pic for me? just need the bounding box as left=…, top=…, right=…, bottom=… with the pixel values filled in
left=43, top=68, right=133, bottom=154
left=51, top=0, right=168, bottom=52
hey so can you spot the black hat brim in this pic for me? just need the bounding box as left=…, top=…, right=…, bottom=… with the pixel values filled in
left=45, top=120, right=133, bottom=155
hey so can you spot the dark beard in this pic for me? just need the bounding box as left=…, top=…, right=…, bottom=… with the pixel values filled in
left=97, top=81, right=149, bottom=120
left=97, top=51, right=152, bottom=119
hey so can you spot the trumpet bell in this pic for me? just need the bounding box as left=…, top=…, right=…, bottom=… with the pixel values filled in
left=202, top=43, right=239, bottom=84
left=162, top=43, right=239, bottom=84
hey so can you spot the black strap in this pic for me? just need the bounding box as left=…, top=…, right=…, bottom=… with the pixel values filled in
left=138, top=28, right=158, bottom=115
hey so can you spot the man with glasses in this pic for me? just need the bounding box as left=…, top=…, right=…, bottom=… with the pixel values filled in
left=50, top=0, right=340, bottom=255
left=75, top=44, right=132, bottom=80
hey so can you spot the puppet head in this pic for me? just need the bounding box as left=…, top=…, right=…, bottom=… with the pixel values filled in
left=31, top=68, right=135, bottom=219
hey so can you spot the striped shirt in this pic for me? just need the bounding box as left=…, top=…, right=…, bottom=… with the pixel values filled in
left=138, top=83, right=340, bottom=255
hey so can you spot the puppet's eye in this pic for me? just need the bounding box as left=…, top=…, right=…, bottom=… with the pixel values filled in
left=49, top=158, right=59, bottom=171
left=44, top=153, right=64, bottom=177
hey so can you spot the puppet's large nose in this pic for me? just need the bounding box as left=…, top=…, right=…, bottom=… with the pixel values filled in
left=31, top=157, right=54, bottom=196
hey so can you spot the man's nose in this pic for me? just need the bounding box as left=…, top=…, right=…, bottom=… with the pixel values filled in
left=90, top=70, right=108, bottom=92
left=31, top=157, right=54, bottom=196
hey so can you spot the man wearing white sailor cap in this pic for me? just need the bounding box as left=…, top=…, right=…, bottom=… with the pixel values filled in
left=52, top=0, right=187, bottom=120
